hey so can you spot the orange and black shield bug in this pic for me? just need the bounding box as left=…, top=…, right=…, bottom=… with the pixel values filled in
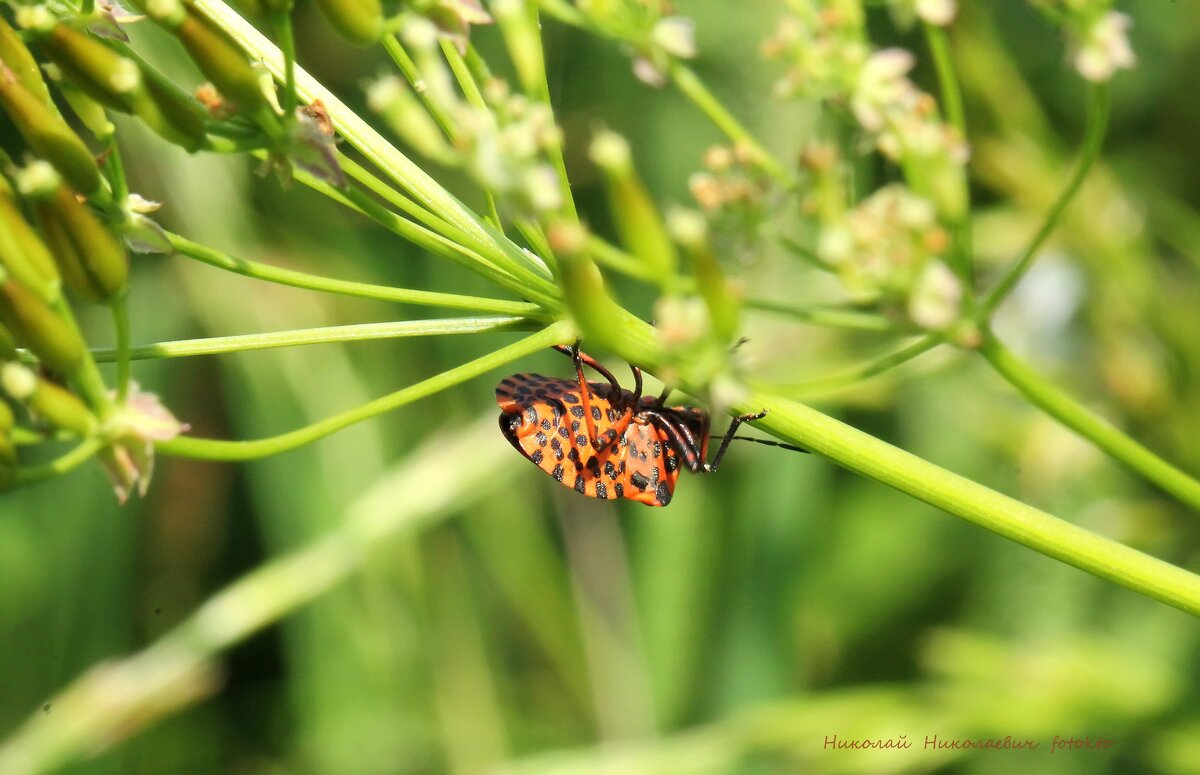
left=496, top=344, right=803, bottom=507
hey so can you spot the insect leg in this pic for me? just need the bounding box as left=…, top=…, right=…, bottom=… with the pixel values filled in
left=647, top=413, right=707, bottom=473
left=553, top=343, right=622, bottom=394
left=706, top=410, right=769, bottom=473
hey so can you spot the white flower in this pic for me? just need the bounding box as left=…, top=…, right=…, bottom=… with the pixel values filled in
left=652, top=17, right=697, bottom=59
left=915, top=0, right=956, bottom=26
left=851, top=48, right=916, bottom=132
left=1073, top=11, right=1135, bottom=83
left=908, top=260, right=962, bottom=330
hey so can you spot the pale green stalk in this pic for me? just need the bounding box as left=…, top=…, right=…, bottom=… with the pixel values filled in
left=89, top=317, right=530, bottom=362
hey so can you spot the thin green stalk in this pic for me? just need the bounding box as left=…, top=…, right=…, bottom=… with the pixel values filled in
left=923, top=22, right=973, bottom=294
left=736, top=388, right=1200, bottom=617
left=757, top=335, right=941, bottom=398
left=280, top=162, right=560, bottom=308
left=383, top=34, right=459, bottom=141
left=193, top=0, right=544, bottom=281
left=778, top=235, right=836, bottom=273
left=273, top=11, right=299, bottom=116
left=11, top=437, right=104, bottom=486
left=978, top=333, right=1200, bottom=513
left=89, top=317, right=530, bottom=363
left=168, top=232, right=539, bottom=315
left=438, top=40, right=506, bottom=231
left=743, top=299, right=910, bottom=333
left=980, top=85, right=1111, bottom=317
left=586, top=235, right=657, bottom=282
left=110, top=296, right=132, bottom=401
left=668, top=61, right=793, bottom=188
left=156, top=320, right=572, bottom=460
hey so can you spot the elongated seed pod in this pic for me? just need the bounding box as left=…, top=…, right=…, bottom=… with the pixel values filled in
left=0, top=277, right=85, bottom=375
left=174, top=9, right=270, bottom=113
left=35, top=184, right=128, bottom=303
left=314, top=0, right=383, bottom=46
left=0, top=67, right=100, bottom=194
left=0, top=15, right=54, bottom=108
left=0, top=181, right=60, bottom=302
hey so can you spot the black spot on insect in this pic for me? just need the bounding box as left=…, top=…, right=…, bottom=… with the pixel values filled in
left=568, top=448, right=582, bottom=464
left=550, top=437, right=564, bottom=460
left=541, top=418, right=552, bottom=431
left=618, top=460, right=626, bottom=474
left=563, top=392, right=580, bottom=404
left=604, top=461, right=617, bottom=480
left=575, top=435, right=589, bottom=448
left=652, top=442, right=662, bottom=458
left=655, top=481, right=671, bottom=506
left=500, top=377, right=517, bottom=388
left=650, top=466, right=661, bottom=486
left=531, top=449, right=544, bottom=465
left=570, top=406, right=586, bottom=419
left=525, top=406, right=539, bottom=424
left=574, top=475, right=587, bottom=493
left=606, top=408, right=618, bottom=422
left=558, top=426, right=570, bottom=439
left=535, top=431, right=548, bottom=447
left=552, top=464, right=564, bottom=482
left=504, top=413, right=522, bottom=434
left=586, top=457, right=602, bottom=477
left=571, top=420, right=581, bottom=433
left=614, top=482, right=625, bottom=499
left=595, top=481, right=609, bottom=499
left=665, top=450, right=679, bottom=473
left=591, top=406, right=602, bottom=421
left=630, top=472, right=650, bottom=491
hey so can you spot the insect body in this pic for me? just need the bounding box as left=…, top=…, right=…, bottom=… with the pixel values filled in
left=496, top=345, right=774, bottom=507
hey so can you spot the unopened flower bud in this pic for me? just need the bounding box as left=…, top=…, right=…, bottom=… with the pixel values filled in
left=0, top=15, right=54, bottom=107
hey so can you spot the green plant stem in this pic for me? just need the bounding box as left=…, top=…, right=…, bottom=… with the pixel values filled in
left=978, top=333, right=1200, bottom=513
left=193, top=0, right=544, bottom=281
left=438, top=40, right=507, bottom=231
left=736, top=388, right=1200, bottom=617
left=89, top=317, right=530, bottom=363
left=11, top=437, right=104, bottom=486
left=923, top=22, right=973, bottom=293
left=0, top=415, right=517, bottom=775
left=778, top=235, right=835, bottom=273
left=383, top=34, right=458, bottom=141
left=980, top=84, right=1111, bottom=317
left=743, top=299, right=911, bottom=333
left=156, top=320, right=572, bottom=461
left=167, top=232, right=538, bottom=315
left=756, top=335, right=941, bottom=398
left=110, top=296, right=132, bottom=401
left=273, top=11, right=299, bottom=116
left=668, top=61, right=793, bottom=188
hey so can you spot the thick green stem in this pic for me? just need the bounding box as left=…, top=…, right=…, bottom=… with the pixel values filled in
left=168, top=232, right=539, bottom=315
left=89, top=317, right=531, bottom=362
left=737, top=388, right=1200, bottom=617
left=156, top=321, right=572, bottom=460
left=978, top=334, right=1200, bottom=513
left=980, top=85, right=1111, bottom=316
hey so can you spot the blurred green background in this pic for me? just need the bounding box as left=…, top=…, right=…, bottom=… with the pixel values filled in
left=3, top=1, right=1200, bottom=773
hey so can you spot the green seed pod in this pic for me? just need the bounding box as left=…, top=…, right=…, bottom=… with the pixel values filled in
left=43, top=24, right=144, bottom=113
left=0, top=15, right=54, bottom=108
left=172, top=9, right=270, bottom=113
left=0, top=180, right=61, bottom=303
left=56, top=78, right=116, bottom=140
left=0, top=361, right=97, bottom=437
left=0, top=322, right=18, bottom=358
left=140, top=68, right=208, bottom=151
left=34, top=184, right=128, bottom=303
left=0, top=274, right=85, bottom=376
left=314, top=0, right=382, bottom=46
left=0, top=67, right=101, bottom=195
